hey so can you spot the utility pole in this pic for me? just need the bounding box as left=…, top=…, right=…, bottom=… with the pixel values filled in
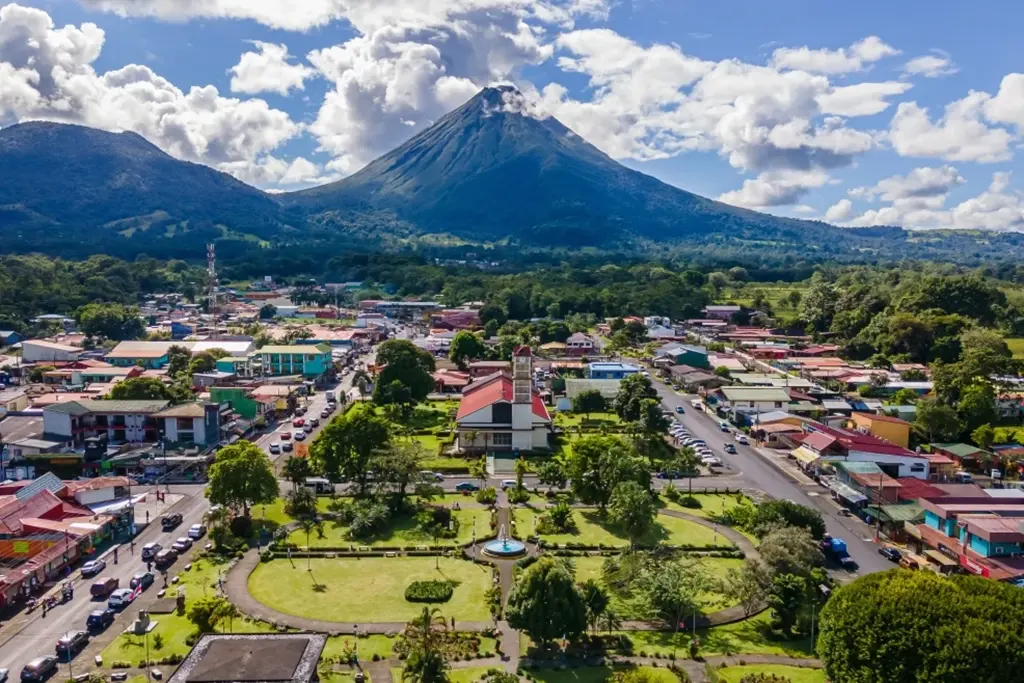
left=207, top=243, right=218, bottom=340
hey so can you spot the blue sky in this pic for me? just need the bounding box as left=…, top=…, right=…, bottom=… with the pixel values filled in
left=3, top=0, right=1024, bottom=230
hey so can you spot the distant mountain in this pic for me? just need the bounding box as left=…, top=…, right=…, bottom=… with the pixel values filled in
left=284, top=86, right=840, bottom=247
left=0, top=121, right=285, bottom=256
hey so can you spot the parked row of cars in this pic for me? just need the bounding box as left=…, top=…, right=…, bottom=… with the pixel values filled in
left=669, top=423, right=724, bottom=467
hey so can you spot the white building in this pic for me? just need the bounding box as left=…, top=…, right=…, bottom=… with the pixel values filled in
left=22, top=340, right=83, bottom=363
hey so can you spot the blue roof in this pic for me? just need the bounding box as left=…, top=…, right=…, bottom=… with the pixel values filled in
left=589, top=362, right=641, bottom=371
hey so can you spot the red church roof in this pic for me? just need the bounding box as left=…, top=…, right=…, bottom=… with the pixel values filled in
left=457, top=375, right=549, bottom=421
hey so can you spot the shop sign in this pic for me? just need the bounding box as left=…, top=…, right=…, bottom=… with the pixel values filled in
left=959, top=554, right=989, bottom=577
left=937, top=543, right=960, bottom=561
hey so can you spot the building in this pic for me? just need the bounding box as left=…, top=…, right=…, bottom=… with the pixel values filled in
left=703, top=305, right=741, bottom=320
left=21, top=340, right=83, bottom=363
left=656, top=344, right=710, bottom=369
left=790, top=423, right=932, bottom=480
left=0, top=388, right=29, bottom=414
left=556, top=378, right=622, bottom=411
left=168, top=633, right=327, bottom=683
left=468, top=360, right=511, bottom=378
left=849, top=411, right=912, bottom=448
left=153, top=403, right=225, bottom=446
left=669, top=365, right=727, bottom=391
left=930, top=443, right=994, bottom=472
left=833, top=461, right=903, bottom=505
left=715, top=386, right=792, bottom=415
left=254, top=345, right=332, bottom=379
left=456, top=347, right=551, bottom=452
left=433, top=370, right=471, bottom=394
left=208, top=387, right=271, bottom=420
left=588, top=362, right=641, bottom=380
left=0, top=330, right=23, bottom=346
left=106, top=341, right=176, bottom=368
left=431, top=309, right=480, bottom=330
left=912, top=492, right=1024, bottom=581
left=565, top=333, right=596, bottom=357
left=43, top=400, right=169, bottom=446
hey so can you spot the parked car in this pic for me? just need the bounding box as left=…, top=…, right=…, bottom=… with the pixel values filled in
left=161, top=513, right=183, bottom=531
left=172, top=537, right=193, bottom=552
left=108, top=588, right=135, bottom=610
left=303, top=423, right=314, bottom=433
left=293, top=418, right=305, bottom=428
left=455, top=482, right=479, bottom=492
left=282, top=441, right=294, bottom=452
left=141, top=542, right=162, bottom=560
left=879, top=547, right=902, bottom=562
left=292, top=430, right=306, bottom=441
left=89, top=576, right=119, bottom=598
left=500, top=479, right=517, bottom=490
left=20, top=657, right=57, bottom=682
left=724, top=444, right=737, bottom=454
left=295, top=407, right=306, bottom=417
left=80, top=559, right=105, bottom=578
left=735, top=434, right=750, bottom=445
left=280, top=431, right=292, bottom=441
left=86, top=608, right=115, bottom=631
left=188, top=524, right=207, bottom=539
left=0, top=668, right=8, bottom=683
left=54, top=631, right=89, bottom=656
left=675, top=406, right=685, bottom=413
left=269, top=443, right=281, bottom=454
left=154, top=548, right=178, bottom=569
left=129, top=571, right=154, bottom=590
left=899, top=556, right=920, bottom=570
left=320, top=408, right=331, bottom=418
left=419, top=471, right=445, bottom=482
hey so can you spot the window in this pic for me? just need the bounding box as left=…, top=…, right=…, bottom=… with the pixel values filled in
left=492, top=432, right=512, bottom=446
left=492, top=403, right=512, bottom=424
left=910, top=463, right=925, bottom=473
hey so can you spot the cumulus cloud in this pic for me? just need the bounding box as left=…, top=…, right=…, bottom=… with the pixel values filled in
left=985, top=73, right=1024, bottom=129
left=0, top=4, right=303, bottom=186
left=229, top=41, right=314, bottom=96
left=718, top=169, right=831, bottom=209
left=825, top=198, right=854, bottom=222
left=817, top=81, right=912, bottom=117
left=769, top=36, right=900, bottom=75
left=903, top=53, right=958, bottom=79
left=889, top=93, right=1013, bottom=163
left=850, top=165, right=965, bottom=202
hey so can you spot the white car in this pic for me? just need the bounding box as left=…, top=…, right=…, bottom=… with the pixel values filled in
left=735, top=434, right=750, bottom=445
left=188, top=524, right=207, bottom=539
left=269, top=443, right=281, bottom=454
left=108, top=588, right=135, bottom=609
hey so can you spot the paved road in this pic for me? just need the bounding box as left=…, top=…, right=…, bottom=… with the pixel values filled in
left=652, top=382, right=892, bottom=577
left=0, top=357, right=370, bottom=679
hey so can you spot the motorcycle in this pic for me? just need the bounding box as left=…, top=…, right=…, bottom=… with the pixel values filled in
left=25, top=597, right=37, bottom=613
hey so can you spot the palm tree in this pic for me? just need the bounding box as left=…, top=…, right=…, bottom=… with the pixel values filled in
left=599, top=609, right=622, bottom=635
left=402, top=607, right=450, bottom=683
left=298, top=516, right=323, bottom=571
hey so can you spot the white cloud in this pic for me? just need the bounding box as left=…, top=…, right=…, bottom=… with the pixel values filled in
left=843, top=171, right=1024, bottom=231
left=850, top=165, right=965, bottom=202
left=718, top=168, right=831, bottom=208
left=770, top=36, right=900, bottom=75
left=825, top=198, right=853, bottom=222
left=219, top=155, right=337, bottom=188
left=0, top=4, right=301, bottom=186
left=817, top=81, right=912, bottom=117
left=902, top=54, right=958, bottom=79
left=985, top=73, right=1024, bottom=129
left=889, top=93, right=1014, bottom=163
left=229, top=41, right=314, bottom=96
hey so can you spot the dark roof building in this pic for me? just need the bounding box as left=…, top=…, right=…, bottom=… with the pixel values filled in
left=169, top=633, right=327, bottom=683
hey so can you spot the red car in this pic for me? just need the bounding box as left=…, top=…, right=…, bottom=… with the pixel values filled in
left=292, top=418, right=305, bottom=428
left=280, top=431, right=292, bottom=441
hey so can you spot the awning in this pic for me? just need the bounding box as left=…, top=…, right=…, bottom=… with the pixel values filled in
left=832, top=482, right=868, bottom=504
left=905, top=524, right=923, bottom=540
left=924, top=549, right=958, bottom=567
left=791, top=446, right=821, bottom=467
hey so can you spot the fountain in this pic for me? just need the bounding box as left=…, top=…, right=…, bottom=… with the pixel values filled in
left=482, top=524, right=527, bottom=558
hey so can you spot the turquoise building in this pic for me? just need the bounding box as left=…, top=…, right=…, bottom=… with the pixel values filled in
left=253, top=344, right=332, bottom=380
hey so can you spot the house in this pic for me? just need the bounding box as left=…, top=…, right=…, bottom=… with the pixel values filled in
left=669, top=365, right=728, bottom=391
left=0, top=388, right=29, bottom=414
left=456, top=347, right=551, bottom=452
left=588, top=362, right=641, bottom=380
left=849, top=411, right=911, bottom=448
left=703, top=305, right=741, bottom=320
left=912, top=492, right=1024, bottom=581
left=833, top=461, right=902, bottom=505
left=21, top=340, right=83, bottom=363
left=468, top=360, right=511, bottom=378
left=190, top=340, right=255, bottom=357
left=43, top=399, right=170, bottom=446
left=790, top=423, right=932, bottom=479
left=168, top=633, right=327, bottom=683
left=656, top=344, right=710, bottom=369
left=556, top=378, right=623, bottom=410
left=254, top=344, right=332, bottom=380
left=715, top=386, right=792, bottom=416
left=930, top=443, right=993, bottom=471
left=431, top=309, right=481, bottom=330
left=433, top=370, right=471, bottom=394
left=0, top=330, right=23, bottom=346
left=106, top=341, right=176, bottom=368
left=153, top=403, right=224, bottom=446
left=565, top=332, right=596, bottom=356
left=209, top=386, right=271, bottom=420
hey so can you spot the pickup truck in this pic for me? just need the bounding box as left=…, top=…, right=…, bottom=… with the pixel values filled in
left=820, top=535, right=857, bottom=570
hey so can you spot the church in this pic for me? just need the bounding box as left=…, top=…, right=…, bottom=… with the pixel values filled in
left=455, top=346, right=551, bottom=453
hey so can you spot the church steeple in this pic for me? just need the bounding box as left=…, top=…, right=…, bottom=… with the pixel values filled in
left=513, top=346, right=532, bottom=404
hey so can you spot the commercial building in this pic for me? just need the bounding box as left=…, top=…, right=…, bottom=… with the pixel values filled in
left=21, top=340, right=83, bottom=363
left=43, top=400, right=170, bottom=446
left=168, top=633, right=327, bottom=683
left=849, top=411, right=912, bottom=448
left=790, top=423, right=932, bottom=480
left=253, top=344, right=332, bottom=380
left=588, top=362, right=641, bottom=380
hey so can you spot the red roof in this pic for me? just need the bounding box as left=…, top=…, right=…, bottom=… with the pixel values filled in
left=513, top=345, right=533, bottom=357
left=896, top=477, right=947, bottom=501
left=810, top=424, right=920, bottom=458
left=457, top=376, right=549, bottom=421
left=801, top=431, right=838, bottom=452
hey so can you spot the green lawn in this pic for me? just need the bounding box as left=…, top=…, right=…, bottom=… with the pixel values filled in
left=659, top=494, right=752, bottom=521
left=620, top=612, right=814, bottom=659
left=422, top=455, right=471, bottom=471
left=1006, top=338, right=1024, bottom=359
left=392, top=667, right=497, bottom=683
left=101, top=610, right=277, bottom=664
left=572, top=556, right=743, bottom=618
left=248, top=557, right=493, bottom=622
left=322, top=634, right=398, bottom=661
left=513, top=508, right=734, bottom=549
left=258, top=496, right=334, bottom=526
left=529, top=666, right=677, bottom=683
left=288, top=507, right=491, bottom=548
left=377, top=401, right=458, bottom=431
left=553, top=412, right=624, bottom=429
left=715, top=665, right=825, bottom=683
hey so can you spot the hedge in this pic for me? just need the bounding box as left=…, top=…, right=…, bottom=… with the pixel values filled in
left=405, top=580, right=454, bottom=603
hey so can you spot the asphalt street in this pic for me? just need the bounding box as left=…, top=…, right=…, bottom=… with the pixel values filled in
left=652, top=381, right=893, bottom=577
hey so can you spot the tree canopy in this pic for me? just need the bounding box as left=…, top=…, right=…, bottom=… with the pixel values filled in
left=448, top=331, right=487, bottom=370
left=375, top=339, right=436, bottom=403
left=506, top=557, right=588, bottom=645
left=309, top=403, right=391, bottom=492
left=564, top=435, right=650, bottom=508
left=205, top=440, right=278, bottom=516
left=76, top=302, right=145, bottom=341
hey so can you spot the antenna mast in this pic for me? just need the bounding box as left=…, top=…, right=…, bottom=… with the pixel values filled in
left=207, top=243, right=218, bottom=340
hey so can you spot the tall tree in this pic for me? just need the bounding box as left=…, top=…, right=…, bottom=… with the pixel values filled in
left=76, top=302, right=145, bottom=341
left=448, top=331, right=487, bottom=370
left=757, top=526, right=825, bottom=578
left=614, top=373, right=660, bottom=423
left=580, top=579, right=609, bottom=633
left=915, top=398, right=963, bottom=443
left=751, top=500, right=827, bottom=540
left=205, top=440, right=279, bottom=516
left=564, top=435, right=649, bottom=509
left=571, top=389, right=607, bottom=417
left=607, top=481, right=656, bottom=549
left=376, top=441, right=427, bottom=504
left=282, top=455, right=313, bottom=490
left=309, top=403, right=391, bottom=494
left=637, top=559, right=705, bottom=638
left=506, top=558, right=588, bottom=645
left=375, top=339, right=436, bottom=402
left=166, top=344, right=193, bottom=378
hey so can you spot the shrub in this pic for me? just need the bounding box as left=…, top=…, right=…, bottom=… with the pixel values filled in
left=404, top=580, right=454, bottom=602
left=260, top=549, right=274, bottom=562
left=663, top=484, right=681, bottom=503
left=476, top=487, right=498, bottom=505
left=229, top=515, right=253, bottom=539
left=508, top=487, right=531, bottom=504
left=679, top=495, right=702, bottom=509
left=737, top=675, right=792, bottom=683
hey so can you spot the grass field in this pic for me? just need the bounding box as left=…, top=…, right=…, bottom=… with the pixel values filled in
left=714, top=665, right=825, bottom=683
left=287, top=506, right=491, bottom=548
left=1006, top=338, right=1024, bottom=359
left=322, top=634, right=398, bottom=661
left=572, top=556, right=743, bottom=618
left=552, top=412, right=625, bottom=429
left=718, top=283, right=808, bottom=312
left=620, top=612, right=814, bottom=659
left=248, top=557, right=492, bottom=622
left=659, top=493, right=752, bottom=520
left=512, top=507, right=734, bottom=549
left=530, top=666, right=677, bottom=683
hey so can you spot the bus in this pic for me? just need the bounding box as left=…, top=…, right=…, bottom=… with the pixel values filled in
left=304, top=477, right=333, bottom=494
